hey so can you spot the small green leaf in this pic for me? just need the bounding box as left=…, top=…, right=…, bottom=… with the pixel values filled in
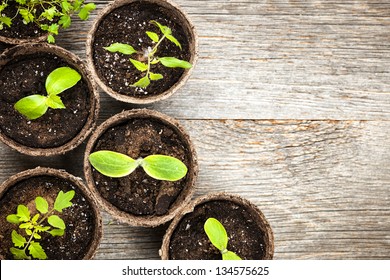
left=149, top=72, right=163, bottom=81
left=141, top=155, right=188, bottom=181
left=19, top=222, right=32, bottom=229
left=0, top=16, right=12, bottom=28
left=78, top=3, right=96, bottom=20
left=6, top=214, right=20, bottom=224
left=31, top=214, right=40, bottom=224
left=59, top=15, right=71, bottom=28
left=150, top=58, right=160, bottom=65
left=166, top=34, right=182, bottom=49
left=48, top=23, right=59, bottom=35
left=89, top=150, right=139, bottom=178
left=104, top=43, right=137, bottom=55
left=33, top=232, right=42, bottom=239
left=10, top=247, right=29, bottom=260
left=16, top=205, right=30, bottom=222
left=46, top=95, right=66, bottom=109
left=151, top=20, right=171, bottom=36
left=222, top=251, right=242, bottom=260
left=47, top=34, right=55, bottom=44
left=61, top=1, right=72, bottom=12
left=159, top=57, right=192, bottom=69
left=25, top=229, right=33, bottom=236
left=36, top=225, right=51, bottom=232
left=41, top=7, right=57, bottom=21
left=14, top=95, right=48, bottom=120
left=48, top=215, right=66, bottom=229
left=28, top=241, right=47, bottom=260
left=46, top=67, right=81, bottom=96
left=49, top=229, right=65, bottom=237
left=54, top=190, right=75, bottom=212
left=11, top=230, right=26, bottom=248
left=204, top=218, right=228, bottom=251
left=129, top=59, right=148, bottom=72
left=132, top=76, right=150, bottom=88
left=19, top=9, right=34, bottom=23
left=35, top=197, right=49, bottom=214
left=146, top=31, right=159, bottom=43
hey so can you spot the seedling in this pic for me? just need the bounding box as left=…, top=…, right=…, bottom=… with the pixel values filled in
left=0, top=0, right=96, bottom=43
left=104, top=20, right=192, bottom=89
left=14, top=66, right=81, bottom=120
left=204, top=217, right=242, bottom=260
left=89, top=150, right=187, bottom=181
left=6, top=190, right=75, bottom=260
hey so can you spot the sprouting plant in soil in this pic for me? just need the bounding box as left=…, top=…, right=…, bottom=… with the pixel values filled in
left=14, top=66, right=81, bottom=120
left=0, top=0, right=95, bottom=43
left=204, top=217, right=242, bottom=260
left=6, top=190, right=75, bottom=260
left=104, top=20, right=192, bottom=89
left=89, top=150, right=187, bottom=181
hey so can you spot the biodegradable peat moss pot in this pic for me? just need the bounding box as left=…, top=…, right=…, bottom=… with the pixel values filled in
left=0, top=43, right=99, bottom=156
left=86, top=0, right=198, bottom=104
left=84, top=109, right=198, bottom=227
left=0, top=167, right=102, bottom=260
left=160, top=193, right=274, bottom=260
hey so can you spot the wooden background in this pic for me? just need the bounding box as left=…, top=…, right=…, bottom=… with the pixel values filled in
left=1, top=0, right=390, bottom=259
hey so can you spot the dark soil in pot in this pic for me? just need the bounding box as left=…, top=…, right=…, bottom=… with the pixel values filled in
left=87, top=0, right=197, bottom=104
left=0, top=43, right=99, bottom=156
left=0, top=167, right=102, bottom=260
left=84, top=109, right=198, bottom=227
left=160, top=193, right=274, bottom=260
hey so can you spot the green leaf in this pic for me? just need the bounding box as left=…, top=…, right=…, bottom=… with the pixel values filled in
left=129, top=59, right=148, bottom=72
left=47, top=34, right=55, bottom=44
left=166, top=34, right=182, bottom=49
left=104, top=43, right=137, bottom=55
left=0, top=16, right=12, bottom=28
left=150, top=58, right=160, bottom=65
left=46, top=95, right=66, bottom=109
left=46, top=67, right=81, bottom=96
left=48, top=24, right=59, bottom=35
left=28, top=242, right=47, bottom=260
left=35, top=197, right=49, bottom=214
left=25, top=229, right=33, bottom=236
left=61, top=0, right=72, bottom=12
left=149, top=72, right=163, bottom=81
left=16, top=205, right=30, bottom=222
left=19, top=222, right=32, bottom=229
left=59, top=15, right=71, bottom=28
left=33, top=232, right=42, bottom=239
left=49, top=229, right=65, bottom=237
left=48, top=215, right=66, bottom=229
left=222, top=251, right=242, bottom=260
left=41, top=7, right=57, bottom=21
left=89, top=150, right=139, bottom=178
left=204, top=218, right=228, bottom=251
left=6, top=214, right=20, bottom=224
left=141, top=155, right=188, bottom=181
left=151, top=20, right=171, bottom=36
left=54, top=190, right=75, bottom=212
left=31, top=214, right=40, bottom=224
left=19, top=9, right=34, bottom=23
left=132, top=76, right=150, bottom=88
left=14, top=95, right=48, bottom=120
left=159, top=57, right=192, bottom=69
left=146, top=31, right=159, bottom=43
left=78, top=3, right=96, bottom=20
left=11, top=230, right=26, bottom=248
left=36, top=225, right=51, bottom=232
left=10, top=248, right=29, bottom=260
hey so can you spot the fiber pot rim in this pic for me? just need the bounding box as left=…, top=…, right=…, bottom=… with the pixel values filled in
left=0, top=43, right=100, bottom=156
left=0, top=167, right=103, bottom=260
left=159, top=192, right=275, bottom=260
left=85, top=0, right=198, bottom=104
left=83, top=108, right=198, bottom=227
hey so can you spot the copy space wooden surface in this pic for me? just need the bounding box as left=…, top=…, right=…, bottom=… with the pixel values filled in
left=1, top=0, right=389, bottom=259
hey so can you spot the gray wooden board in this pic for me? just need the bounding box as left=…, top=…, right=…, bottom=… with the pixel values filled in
left=0, top=0, right=390, bottom=259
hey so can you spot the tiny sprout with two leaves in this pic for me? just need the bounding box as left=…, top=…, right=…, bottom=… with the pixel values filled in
left=6, top=190, right=75, bottom=260
left=104, top=20, right=192, bottom=89
left=204, top=217, right=242, bottom=260
left=14, top=66, right=81, bottom=120
left=89, top=150, right=187, bottom=181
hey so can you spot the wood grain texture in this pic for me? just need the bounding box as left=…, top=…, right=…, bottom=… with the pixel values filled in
left=1, top=0, right=390, bottom=260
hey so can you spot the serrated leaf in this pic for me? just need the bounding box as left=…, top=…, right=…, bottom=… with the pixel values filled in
left=0, top=16, right=12, bottom=28
left=48, top=215, right=66, bottom=229
left=89, top=150, right=139, bottom=178
left=59, top=14, right=71, bottom=28
left=11, top=230, right=26, bottom=248
left=19, top=9, right=33, bottom=23
left=49, top=229, right=65, bottom=237
left=28, top=242, right=47, bottom=260
left=166, top=34, right=182, bottom=49
left=46, top=67, right=81, bottom=96
left=36, top=225, right=51, bottom=232
left=54, top=190, right=75, bottom=212
left=47, top=34, right=55, bottom=44
left=204, top=218, right=228, bottom=251
left=222, top=251, right=242, bottom=260
left=16, top=205, right=30, bottom=222
left=14, top=95, right=48, bottom=120
left=35, top=197, right=49, bottom=214
left=132, top=76, right=150, bottom=88
left=104, top=43, right=137, bottom=55
left=149, top=72, right=163, bottom=81
left=31, top=213, right=40, bottom=224
left=61, top=0, right=72, bottom=12
left=146, top=31, right=159, bottom=43
left=159, top=57, right=192, bottom=69
left=6, top=214, right=20, bottom=224
left=129, top=59, right=148, bottom=72
left=142, top=155, right=187, bottom=181
left=78, top=3, right=96, bottom=20
left=41, top=7, right=57, bottom=21
left=46, top=94, right=66, bottom=109
left=48, top=24, right=59, bottom=35
left=10, top=247, right=29, bottom=260
left=19, top=222, right=32, bottom=229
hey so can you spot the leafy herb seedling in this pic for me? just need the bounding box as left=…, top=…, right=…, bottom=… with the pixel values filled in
left=14, top=66, right=81, bottom=120
left=204, top=217, right=242, bottom=260
left=0, top=0, right=96, bottom=43
left=89, top=150, right=187, bottom=181
left=104, top=20, right=192, bottom=89
left=6, top=190, right=75, bottom=260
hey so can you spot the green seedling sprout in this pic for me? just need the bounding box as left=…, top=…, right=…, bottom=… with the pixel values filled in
left=14, top=66, right=81, bottom=120
left=104, top=20, right=192, bottom=89
left=6, top=190, right=75, bottom=260
left=0, top=0, right=95, bottom=43
left=204, top=217, right=242, bottom=260
left=89, top=150, right=187, bottom=181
